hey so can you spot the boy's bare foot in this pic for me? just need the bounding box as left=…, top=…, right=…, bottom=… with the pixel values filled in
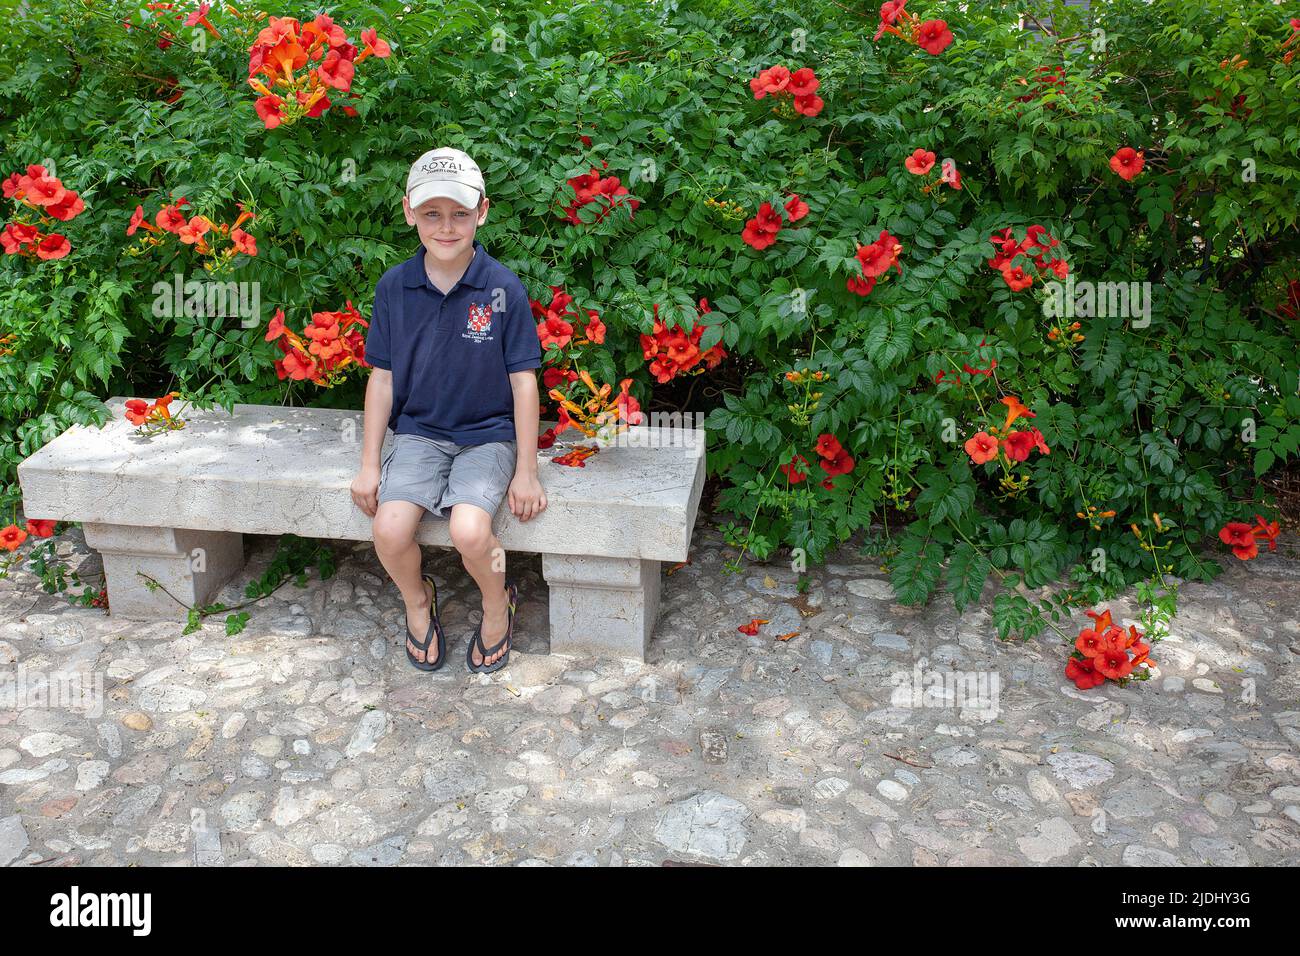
left=470, top=589, right=510, bottom=667
left=405, top=581, right=439, bottom=666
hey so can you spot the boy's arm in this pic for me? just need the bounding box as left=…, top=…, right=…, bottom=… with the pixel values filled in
left=363, top=368, right=393, bottom=469
left=509, top=370, right=539, bottom=477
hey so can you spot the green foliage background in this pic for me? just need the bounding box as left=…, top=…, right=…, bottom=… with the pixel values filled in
left=1, top=0, right=1297, bottom=631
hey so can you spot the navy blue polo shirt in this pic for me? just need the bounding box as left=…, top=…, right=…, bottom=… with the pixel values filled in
left=364, top=238, right=542, bottom=445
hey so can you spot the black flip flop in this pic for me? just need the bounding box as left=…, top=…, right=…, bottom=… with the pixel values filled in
left=405, top=574, right=447, bottom=672
left=466, top=579, right=518, bottom=674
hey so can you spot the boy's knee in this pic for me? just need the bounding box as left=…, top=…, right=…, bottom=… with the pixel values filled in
left=372, top=512, right=414, bottom=551
left=449, top=512, right=492, bottom=555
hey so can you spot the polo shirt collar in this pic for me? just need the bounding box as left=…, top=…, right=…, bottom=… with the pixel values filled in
left=402, top=238, right=489, bottom=290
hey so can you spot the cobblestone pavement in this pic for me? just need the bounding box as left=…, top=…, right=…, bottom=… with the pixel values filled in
left=2, top=521, right=1298, bottom=867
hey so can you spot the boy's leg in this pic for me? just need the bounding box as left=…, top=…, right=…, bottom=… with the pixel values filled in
left=372, top=500, right=438, bottom=665
left=448, top=503, right=510, bottom=667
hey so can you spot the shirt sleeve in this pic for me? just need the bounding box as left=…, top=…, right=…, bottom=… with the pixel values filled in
left=502, top=276, right=542, bottom=374
left=364, top=275, right=392, bottom=371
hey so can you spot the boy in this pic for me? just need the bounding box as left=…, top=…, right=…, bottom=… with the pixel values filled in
left=350, top=146, right=546, bottom=674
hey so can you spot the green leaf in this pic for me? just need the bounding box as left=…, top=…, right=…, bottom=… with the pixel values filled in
left=945, top=543, right=991, bottom=613
left=889, top=529, right=945, bottom=606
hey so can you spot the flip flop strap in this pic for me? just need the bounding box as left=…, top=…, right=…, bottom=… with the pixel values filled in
left=409, top=579, right=439, bottom=651
left=475, top=583, right=517, bottom=657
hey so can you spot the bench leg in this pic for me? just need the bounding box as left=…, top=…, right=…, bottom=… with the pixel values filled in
left=541, top=554, right=663, bottom=661
left=81, top=523, right=245, bottom=621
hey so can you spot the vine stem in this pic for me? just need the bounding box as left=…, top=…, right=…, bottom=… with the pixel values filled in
left=943, top=516, right=1077, bottom=644
left=136, top=560, right=312, bottom=620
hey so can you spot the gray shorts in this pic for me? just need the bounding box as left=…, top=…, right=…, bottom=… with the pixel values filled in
left=377, top=433, right=518, bottom=519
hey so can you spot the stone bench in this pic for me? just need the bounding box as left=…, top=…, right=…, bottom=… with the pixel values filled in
left=16, top=397, right=706, bottom=661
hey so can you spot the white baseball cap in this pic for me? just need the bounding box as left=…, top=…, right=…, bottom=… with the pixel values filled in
left=406, top=147, right=485, bottom=211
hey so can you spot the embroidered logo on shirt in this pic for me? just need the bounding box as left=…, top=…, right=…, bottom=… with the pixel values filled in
left=463, top=302, right=494, bottom=342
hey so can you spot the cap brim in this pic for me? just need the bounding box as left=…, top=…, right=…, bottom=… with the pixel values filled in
left=408, top=182, right=481, bottom=211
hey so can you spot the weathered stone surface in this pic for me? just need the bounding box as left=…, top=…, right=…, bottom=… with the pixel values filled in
left=0, top=520, right=1295, bottom=869
left=1017, top=817, right=1082, bottom=863
left=1047, top=752, right=1116, bottom=790
left=0, top=814, right=29, bottom=866
left=654, top=791, right=750, bottom=861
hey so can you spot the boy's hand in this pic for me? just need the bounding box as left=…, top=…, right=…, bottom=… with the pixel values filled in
left=508, top=472, right=547, bottom=522
left=351, top=464, right=381, bottom=517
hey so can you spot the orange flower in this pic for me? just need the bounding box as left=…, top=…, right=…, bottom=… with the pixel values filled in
left=1252, top=514, right=1280, bottom=551
left=177, top=216, right=211, bottom=245
left=999, top=395, right=1034, bottom=432
left=814, top=433, right=843, bottom=459
left=1065, top=655, right=1106, bottom=689
left=277, top=348, right=319, bottom=381
left=255, top=94, right=285, bottom=129
left=819, top=448, right=855, bottom=478
left=737, top=618, right=769, bottom=635
left=264, top=33, right=308, bottom=83
left=552, top=444, right=599, bottom=467
left=1084, top=608, right=1114, bottom=633
left=1, top=524, right=28, bottom=551
left=46, top=191, right=85, bottom=221
left=1109, top=147, right=1145, bottom=182
left=230, top=226, right=257, bottom=255
left=614, top=378, right=643, bottom=424
left=183, top=2, right=221, bottom=38
left=265, top=308, right=288, bottom=342
left=155, top=201, right=189, bottom=234
left=964, top=431, right=999, bottom=464
left=36, top=235, right=71, bottom=260
left=126, top=204, right=159, bottom=236
left=780, top=453, right=810, bottom=484
left=1002, top=430, right=1035, bottom=462
left=316, top=49, right=354, bottom=91
left=125, top=393, right=182, bottom=427
left=537, top=315, right=574, bottom=350
left=1093, top=646, right=1134, bottom=680
left=357, top=28, right=392, bottom=62
left=304, top=313, right=345, bottom=361
left=1218, top=521, right=1258, bottom=560
left=124, top=399, right=151, bottom=425
left=153, top=392, right=178, bottom=419
left=904, top=148, right=936, bottom=175
left=25, top=518, right=57, bottom=537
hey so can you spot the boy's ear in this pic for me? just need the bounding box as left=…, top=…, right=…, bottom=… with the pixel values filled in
left=401, top=195, right=415, bottom=226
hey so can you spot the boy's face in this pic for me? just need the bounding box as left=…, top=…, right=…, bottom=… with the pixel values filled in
left=403, top=194, right=489, bottom=262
